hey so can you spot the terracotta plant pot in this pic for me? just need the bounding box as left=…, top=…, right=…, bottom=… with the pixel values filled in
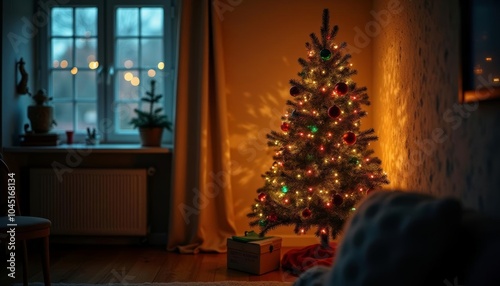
left=139, top=127, right=164, bottom=147
left=28, top=105, right=54, bottom=133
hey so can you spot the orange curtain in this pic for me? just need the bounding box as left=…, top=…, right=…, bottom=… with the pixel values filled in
left=167, top=0, right=237, bottom=253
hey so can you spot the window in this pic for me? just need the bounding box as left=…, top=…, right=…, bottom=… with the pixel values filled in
left=39, top=0, right=178, bottom=144
left=461, top=0, right=500, bottom=102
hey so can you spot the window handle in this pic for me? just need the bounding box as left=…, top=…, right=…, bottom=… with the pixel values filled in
left=107, top=66, right=114, bottom=86
left=96, top=66, right=104, bottom=84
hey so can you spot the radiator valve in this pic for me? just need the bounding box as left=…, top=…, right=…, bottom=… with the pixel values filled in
left=147, top=167, right=156, bottom=176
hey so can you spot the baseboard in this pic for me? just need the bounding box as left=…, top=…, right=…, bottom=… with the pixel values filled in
left=49, top=233, right=326, bottom=247
left=147, top=232, right=167, bottom=246
left=50, top=235, right=146, bottom=245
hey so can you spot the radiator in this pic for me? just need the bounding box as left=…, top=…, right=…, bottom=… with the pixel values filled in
left=29, top=168, right=148, bottom=236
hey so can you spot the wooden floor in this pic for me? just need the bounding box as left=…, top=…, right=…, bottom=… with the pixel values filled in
left=0, top=242, right=299, bottom=285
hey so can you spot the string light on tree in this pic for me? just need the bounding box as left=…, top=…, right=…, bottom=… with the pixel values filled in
left=248, top=9, right=389, bottom=250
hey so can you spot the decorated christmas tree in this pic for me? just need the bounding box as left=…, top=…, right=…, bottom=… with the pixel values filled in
left=248, top=9, right=389, bottom=247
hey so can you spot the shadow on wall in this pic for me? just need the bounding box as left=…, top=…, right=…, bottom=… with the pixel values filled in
left=228, top=83, right=290, bottom=221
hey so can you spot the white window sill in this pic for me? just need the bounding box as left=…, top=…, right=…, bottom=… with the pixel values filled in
left=3, top=144, right=172, bottom=154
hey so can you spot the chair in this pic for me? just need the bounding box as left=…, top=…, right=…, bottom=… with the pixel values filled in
left=0, top=154, right=51, bottom=286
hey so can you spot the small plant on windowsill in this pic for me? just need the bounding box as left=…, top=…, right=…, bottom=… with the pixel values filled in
left=129, top=79, right=172, bottom=146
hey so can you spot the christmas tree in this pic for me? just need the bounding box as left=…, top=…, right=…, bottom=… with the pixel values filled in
left=248, top=9, right=389, bottom=246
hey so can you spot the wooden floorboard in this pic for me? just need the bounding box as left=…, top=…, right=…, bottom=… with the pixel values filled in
left=0, top=243, right=299, bottom=285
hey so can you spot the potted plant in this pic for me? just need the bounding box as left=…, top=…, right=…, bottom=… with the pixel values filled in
left=129, top=79, right=172, bottom=146
left=27, top=89, right=57, bottom=133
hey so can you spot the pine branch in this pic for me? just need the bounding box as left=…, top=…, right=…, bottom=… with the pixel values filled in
left=321, top=9, right=330, bottom=47
left=359, top=128, right=375, bottom=137
left=298, top=57, right=309, bottom=67
left=309, top=33, right=322, bottom=50
left=330, top=25, right=339, bottom=40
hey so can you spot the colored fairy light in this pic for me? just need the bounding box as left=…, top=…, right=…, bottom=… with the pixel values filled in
left=281, top=186, right=289, bottom=193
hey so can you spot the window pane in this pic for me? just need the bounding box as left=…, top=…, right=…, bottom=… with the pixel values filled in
left=116, top=8, right=138, bottom=36
left=141, top=8, right=163, bottom=36
left=52, top=39, right=73, bottom=67
left=116, top=103, right=138, bottom=131
left=76, top=38, right=97, bottom=67
left=141, top=39, right=163, bottom=68
left=51, top=8, right=73, bottom=36
left=116, top=39, right=139, bottom=68
left=116, top=70, right=140, bottom=100
left=76, top=71, right=97, bottom=99
left=53, top=103, right=74, bottom=131
left=143, top=67, right=162, bottom=81
left=75, top=7, right=97, bottom=36
left=77, top=103, right=97, bottom=131
left=52, top=71, right=73, bottom=100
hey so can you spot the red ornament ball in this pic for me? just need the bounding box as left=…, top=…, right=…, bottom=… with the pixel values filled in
left=334, top=82, right=348, bottom=96
left=343, top=132, right=357, bottom=145
left=302, top=208, right=312, bottom=218
left=290, top=86, right=301, bottom=96
left=328, top=105, right=341, bottom=118
left=333, top=194, right=344, bottom=206
left=258, top=193, right=266, bottom=202
left=281, top=122, right=290, bottom=132
left=267, top=213, right=278, bottom=222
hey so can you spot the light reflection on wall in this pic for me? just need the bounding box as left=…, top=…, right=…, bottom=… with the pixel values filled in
left=373, top=30, right=409, bottom=190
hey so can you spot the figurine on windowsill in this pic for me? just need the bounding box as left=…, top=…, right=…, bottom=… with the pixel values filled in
left=27, top=89, right=57, bottom=134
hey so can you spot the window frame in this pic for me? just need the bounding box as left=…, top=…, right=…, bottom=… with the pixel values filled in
left=37, top=0, right=179, bottom=145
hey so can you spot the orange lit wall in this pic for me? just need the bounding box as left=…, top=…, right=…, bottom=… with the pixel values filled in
left=220, top=0, right=375, bottom=243
left=372, top=0, right=500, bottom=217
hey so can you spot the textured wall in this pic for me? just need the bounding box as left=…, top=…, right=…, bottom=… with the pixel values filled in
left=373, top=0, right=500, bottom=217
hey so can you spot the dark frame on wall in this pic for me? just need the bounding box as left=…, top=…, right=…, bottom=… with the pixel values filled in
left=460, top=0, right=500, bottom=103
